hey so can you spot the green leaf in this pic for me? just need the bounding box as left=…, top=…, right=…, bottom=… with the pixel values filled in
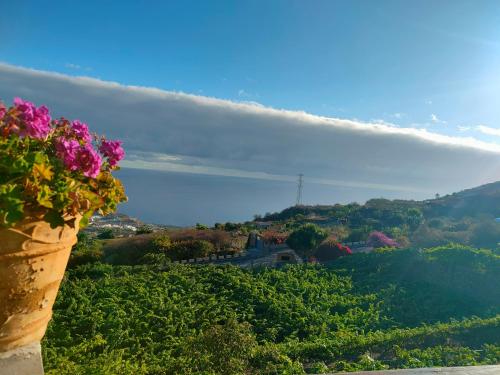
left=0, top=184, right=24, bottom=227
left=44, top=210, right=65, bottom=229
left=37, top=185, right=54, bottom=208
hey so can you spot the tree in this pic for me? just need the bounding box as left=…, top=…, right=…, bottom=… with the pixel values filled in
left=224, top=222, right=240, bottom=231
left=286, top=223, right=328, bottom=257
left=136, top=225, right=154, bottom=235
left=195, top=223, right=209, bottom=230
left=406, top=208, right=423, bottom=228
left=469, top=220, right=500, bottom=249
left=97, top=228, right=114, bottom=240
left=214, top=222, right=224, bottom=230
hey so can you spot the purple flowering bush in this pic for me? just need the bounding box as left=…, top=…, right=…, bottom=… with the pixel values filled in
left=0, top=97, right=127, bottom=228
left=367, top=231, right=399, bottom=248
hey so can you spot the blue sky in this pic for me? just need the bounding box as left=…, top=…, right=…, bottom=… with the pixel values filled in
left=2, top=1, right=500, bottom=224
left=2, top=0, right=500, bottom=139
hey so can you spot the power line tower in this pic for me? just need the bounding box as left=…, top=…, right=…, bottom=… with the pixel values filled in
left=296, top=173, right=303, bottom=206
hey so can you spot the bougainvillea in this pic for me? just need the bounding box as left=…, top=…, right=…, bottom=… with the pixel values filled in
left=261, top=230, right=288, bottom=246
left=367, top=231, right=399, bottom=248
left=314, top=237, right=352, bottom=261
left=0, top=97, right=126, bottom=228
left=99, top=139, right=125, bottom=167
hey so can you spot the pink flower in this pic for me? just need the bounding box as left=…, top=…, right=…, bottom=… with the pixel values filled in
left=13, top=97, right=52, bottom=139
left=99, top=139, right=125, bottom=167
left=77, top=144, right=102, bottom=178
left=71, top=120, right=92, bottom=143
left=56, top=137, right=80, bottom=171
left=56, top=138, right=102, bottom=178
left=0, top=103, right=6, bottom=120
left=367, top=231, right=398, bottom=248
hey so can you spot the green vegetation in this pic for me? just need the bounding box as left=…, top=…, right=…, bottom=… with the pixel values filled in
left=68, top=232, right=104, bottom=268
left=48, top=183, right=500, bottom=373
left=97, top=228, right=243, bottom=265
left=286, top=224, right=328, bottom=257
left=166, top=239, right=215, bottom=260
left=254, top=183, right=500, bottom=251
left=97, top=228, right=115, bottom=240
left=43, top=244, right=500, bottom=374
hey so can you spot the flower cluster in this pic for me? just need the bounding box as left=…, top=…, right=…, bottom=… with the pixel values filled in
left=71, top=120, right=92, bottom=143
left=12, top=97, right=52, bottom=139
left=314, top=237, right=352, bottom=261
left=100, top=140, right=125, bottom=167
left=0, top=97, right=127, bottom=228
left=1, top=98, right=124, bottom=177
left=367, top=231, right=399, bottom=248
left=55, top=137, right=102, bottom=178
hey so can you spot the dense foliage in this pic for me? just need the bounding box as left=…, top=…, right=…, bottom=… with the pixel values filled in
left=0, top=97, right=126, bottom=228
left=253, top=185, right=500, bottom=251
left=43, top=244, right=500, bottom=374
left=286, top=224, right=328, bottom=256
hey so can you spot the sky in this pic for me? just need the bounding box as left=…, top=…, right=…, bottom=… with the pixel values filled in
left=1, top=1, right=500, bottom=225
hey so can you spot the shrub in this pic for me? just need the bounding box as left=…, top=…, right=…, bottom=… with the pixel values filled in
left=135, top=225, right=154, bottom=235
left=314, top=237, right=352, bottom=261
left=166, top=239, right=215, bottom=260
left=196, top=223, right=209, bottom=230
left=97, top=228, right=115, bottom=240
left=68, top=232, right=103, bottom=268
left=367, top=231, right=398, bottom=248
left=346, top=225, right=372, bottom=242
left=469, top=220, right=500, bottom=249
left=428, top=218, right=445, bottom=229
left=139, top=252, right=170, bottom=265
left=261, top=230, right=288, bottom=246
left=286, top=223, right=328, bottom=257
left=152, top=233, right=172, bottom=251
left=224, top=222, right=241, bottom=231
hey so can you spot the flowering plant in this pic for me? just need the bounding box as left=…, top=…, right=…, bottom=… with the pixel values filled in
left=0, top=98, right=126, bottom=228
left=367, top=231, right=398, bottom=248
left=314, top=237, right=352, bottom=261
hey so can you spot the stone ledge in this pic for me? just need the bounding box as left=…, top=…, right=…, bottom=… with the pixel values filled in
left=321, top=365, right=500, bottom=374
left=0, top=342, right=44, bottom=375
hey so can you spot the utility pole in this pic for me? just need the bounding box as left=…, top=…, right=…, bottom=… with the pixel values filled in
left=296, top=173, right=303, bottom=206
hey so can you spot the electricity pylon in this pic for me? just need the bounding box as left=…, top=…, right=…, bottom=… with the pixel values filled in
left=296, top=174, right=303, bottom=206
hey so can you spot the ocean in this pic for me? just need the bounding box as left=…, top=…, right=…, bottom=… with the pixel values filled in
left=116, top=168, right=430, bottom=227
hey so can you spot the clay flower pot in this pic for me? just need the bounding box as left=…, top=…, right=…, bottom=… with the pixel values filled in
left=0, top=214, right=81, bottom=352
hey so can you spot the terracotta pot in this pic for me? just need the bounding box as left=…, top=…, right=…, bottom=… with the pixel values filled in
left=0, top=215, right=81, bottom=352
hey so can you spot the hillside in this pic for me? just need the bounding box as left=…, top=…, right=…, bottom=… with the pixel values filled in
left=44, top=181, right=500, bottom=374
left=428, top=181, right=500, bottom=218
left=255, top=181, right=500, bottom=250
left=43, top=245, right=500, bottom=374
